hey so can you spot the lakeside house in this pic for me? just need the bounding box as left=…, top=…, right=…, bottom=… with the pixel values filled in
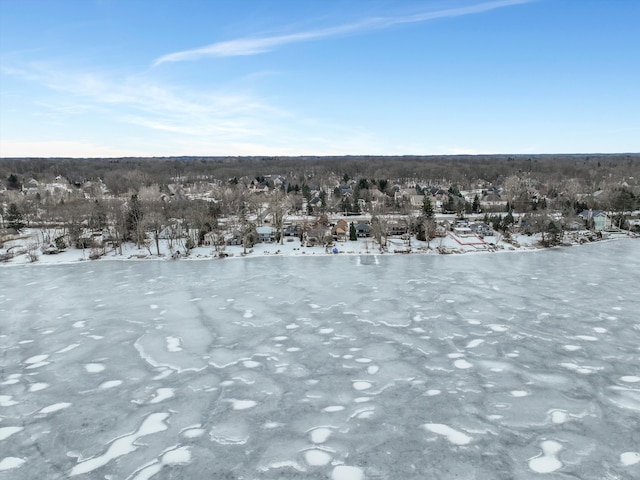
left=578, top=209, right=611, bottom=231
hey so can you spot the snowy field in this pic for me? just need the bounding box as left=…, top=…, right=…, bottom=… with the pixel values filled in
left=1, top=239, right=639, bottom=479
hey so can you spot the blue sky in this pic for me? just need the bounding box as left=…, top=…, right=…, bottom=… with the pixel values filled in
left=1, top=0, right=638, bottom=157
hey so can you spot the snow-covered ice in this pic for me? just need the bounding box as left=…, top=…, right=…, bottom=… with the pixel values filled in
left=1, top=239, right=639, bottom=478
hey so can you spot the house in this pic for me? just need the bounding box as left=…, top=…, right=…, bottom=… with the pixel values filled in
left=434, top=224, right=448, bottom=237
left=480, top=192, right=507, bottom=209
left=453, top=226, right=473, bottom=236
left=331, top=220, right=348, bottom=241
left=283, top=225, right=301, bottom=237
left=356, top=222, right=371, bottom=237
left=387, top=222, right=408, bottom=236
left=249, top=182, right=269, bottom=193
left=158, top=223, right=186, bottom=240
left=256, top=226, right=276, bottom=243
left=566, top=220, right=583, bottom=231
left=578, top=209, right=611, bottom=231
left=308, top=196, right=323, bottom=209
left=469, top=222, right=493, bottom=237
left=22, top=179, right=39, bottom=195
left=226, top=227, right=258, bottom=247
left=440, top=219, right=454, bottom=231
left=337, top=184, right=353, bottom=197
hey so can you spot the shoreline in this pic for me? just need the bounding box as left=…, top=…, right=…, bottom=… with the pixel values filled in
left=1, top=229, right=636, bottom=268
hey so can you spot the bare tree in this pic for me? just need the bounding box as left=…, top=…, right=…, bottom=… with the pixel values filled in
left=370, top=215, right=388, bottom=251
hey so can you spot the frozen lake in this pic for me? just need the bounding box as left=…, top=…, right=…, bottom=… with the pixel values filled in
left=1, top=240, right=640, bottom=479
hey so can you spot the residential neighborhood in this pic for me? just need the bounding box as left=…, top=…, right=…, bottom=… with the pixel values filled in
left=1, top=156, right=639, bottom=262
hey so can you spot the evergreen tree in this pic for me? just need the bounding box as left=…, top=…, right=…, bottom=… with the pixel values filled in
left=416, top=220, right=426, bottom=241
left=357, top=178, right=369, bottom=190
left=7, top=203, right=25, bottom=232
left=502, top=211, right=515, bottom=231
left=126, top=194, right=145, bottom=245
left=472, top=194, right=480, bottom=213
left=492, top=215, right=502, bottom=231
left=546, top=221, right=561, bottom=246
left=7, top=174, right=20, bottom=190
left=319, top=190, right=327, bottom=210
left=349, top=222, right=357, bottom=241
left=422, top=195, right=434, bottom=217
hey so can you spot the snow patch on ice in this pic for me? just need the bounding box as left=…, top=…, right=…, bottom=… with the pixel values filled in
left=56, top=343, right=80, bottom=354
left=149, top=388, right=175, bottom=404
left=331, top=465, right=365, bottom=480
left=0, top=395, right=18, bottom=407
left=230, top=399, right=257, bottom=410
left=0, top=457, right=25, bottom=471
left=70, top=412, right=170, bottom=476
left=528, top=440, right=563, bottom=473
left=454, top=359, right=473, bottom=369
left=29, top=382, right=49, bottom=392
left=0, top=426, right=23, bottom=441
left=354, top=397, right=372, bottom=403
left=166, top=336, right=182, bottom=352
left=181, top=427, right=205, bottom=439
left=162, top=446, right=191, bottom=464
left=465, top=339, right=484, bottom=348
left=575, top=335, right=598, bottom=341
left=304, top=449, right=332, bottom=466
left=309, top=427, right=332, bottom=444
left=85, top=363, right=105, bottom=373
left=487, top=324, right=508, bottom=332
left=39, top=402, right=71, bottom=414
left=99, top=380, right=123, bottom=390
left=323, top=405, right=345, bottom=413
left=25, top=361, right=50, bottom=369
left=562, top=345, right=581, bottom=351
left=353, top=381, right=372, bottom=391
left=620, top=451, right=640, bottom=466
left=24, top=354, right=49, bottom=368
left=423, top=423, right=472, bottom=445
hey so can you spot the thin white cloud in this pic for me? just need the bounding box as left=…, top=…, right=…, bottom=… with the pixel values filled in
left=2, top=61, right=285, bottom=139
left=0, top=61, right=305, bottom=155
left=0, top=139, right=150, bottom=158
left=154, top=0, right=533, bottom=65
